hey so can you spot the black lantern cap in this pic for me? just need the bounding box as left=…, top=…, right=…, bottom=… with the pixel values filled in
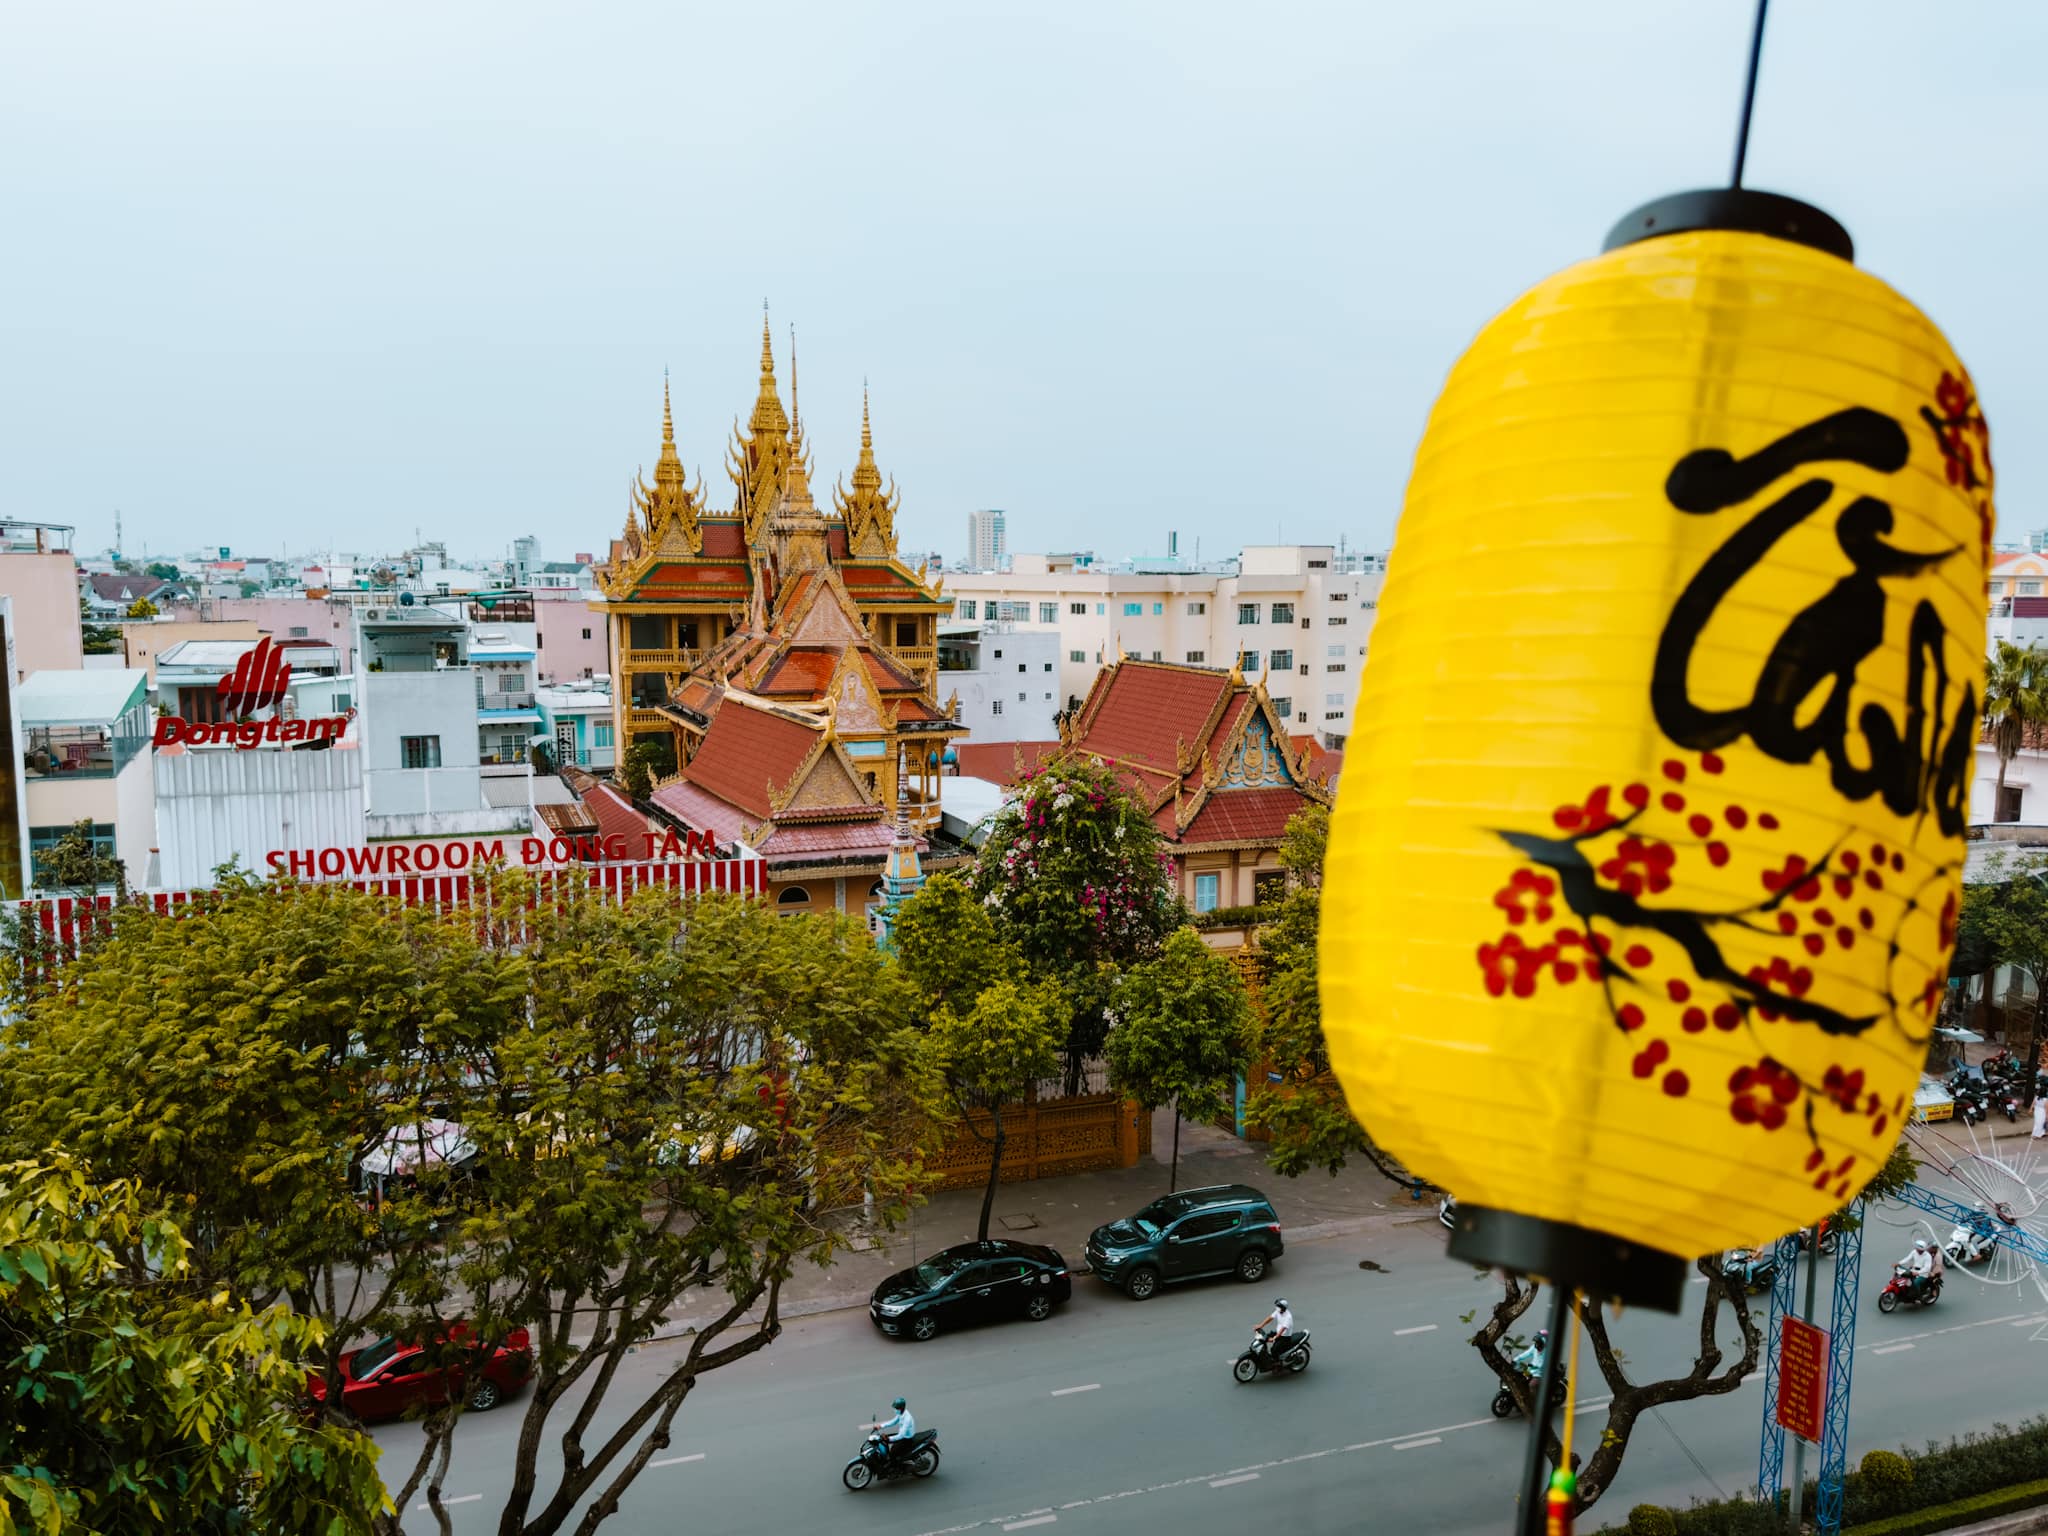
left=1603, top=188, right=1853, bottom=263
left=1446, top=1204, right=1689, bottom=1313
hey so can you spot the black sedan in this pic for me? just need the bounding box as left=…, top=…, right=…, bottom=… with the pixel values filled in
left=868, top=1240, right=1072, bottom=1341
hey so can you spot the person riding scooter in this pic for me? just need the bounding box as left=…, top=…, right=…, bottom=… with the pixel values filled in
left=868, top=1397, right=916, bottom=1462
left=1899, top=1239, right=1935, bottom=1302
left=1511, top=1328, right=1550, bottom=1382
left=1252, top=1298, right=1295, bottom=1365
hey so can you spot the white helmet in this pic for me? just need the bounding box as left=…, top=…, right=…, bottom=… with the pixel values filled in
left=1914, top=1238, right=1929, bottom=1251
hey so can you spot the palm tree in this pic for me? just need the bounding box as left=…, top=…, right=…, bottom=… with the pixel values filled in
left=1984, top=640, right=2048, bottom=822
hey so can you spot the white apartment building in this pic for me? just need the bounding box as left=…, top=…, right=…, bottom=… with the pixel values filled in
left=934, top=622, right=1062, bottom=743
left=967, top=510, right=1007, bottom=573
left=943, top=544, right=1386, bottom=747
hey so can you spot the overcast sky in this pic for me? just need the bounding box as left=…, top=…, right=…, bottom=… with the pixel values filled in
left=4, top=2, right=2039, bottom=567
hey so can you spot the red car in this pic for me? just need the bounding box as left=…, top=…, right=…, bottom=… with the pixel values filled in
left=307, top=1323, right=533, bottom=1423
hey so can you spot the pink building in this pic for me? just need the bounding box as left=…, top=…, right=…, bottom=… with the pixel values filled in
left=534, top=590, right=607, bottom=684
left=167, top=595, right=357, bottom=672
left=0, top=552, right=85, bottom=679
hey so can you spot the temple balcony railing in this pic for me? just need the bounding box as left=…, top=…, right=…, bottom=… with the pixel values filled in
left=619, top=649, right=703, bottom=671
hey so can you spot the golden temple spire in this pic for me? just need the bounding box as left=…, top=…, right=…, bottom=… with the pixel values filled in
left=661, top=369, right=675, bottom=445
left=631, top=374, right=705, bottom=552
left=833, top=382, right=901, bottom=558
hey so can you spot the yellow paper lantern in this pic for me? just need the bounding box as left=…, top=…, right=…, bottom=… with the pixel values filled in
left=1321, top=191, right=1994, bottom=1310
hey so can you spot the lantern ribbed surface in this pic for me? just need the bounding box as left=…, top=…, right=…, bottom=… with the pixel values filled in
left=1322, top=222, right=1992, bottom=1297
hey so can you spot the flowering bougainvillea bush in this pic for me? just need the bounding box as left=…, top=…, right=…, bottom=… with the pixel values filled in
left=971, top=755, right=1184, bottom=1067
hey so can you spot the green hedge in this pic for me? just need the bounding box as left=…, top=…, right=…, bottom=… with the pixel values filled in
left=1843, top=1475, right=2048, bottom=1536
left=1597, top=1418, right=2048, bottom=1535
left=1191, top=904, right=1268, bottom=931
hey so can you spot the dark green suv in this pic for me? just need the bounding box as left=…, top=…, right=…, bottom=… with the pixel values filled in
left=1085, top=1184, right=1284, bottom=1300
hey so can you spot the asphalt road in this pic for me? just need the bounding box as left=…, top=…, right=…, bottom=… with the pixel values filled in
left=371, top=1194, right=2048, bottom=1536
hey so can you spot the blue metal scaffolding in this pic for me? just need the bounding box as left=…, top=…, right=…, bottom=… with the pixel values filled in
left=1815, top=1211, right=1864, bottom=1534
left=1755, top=1229, right=1802, bottom=1507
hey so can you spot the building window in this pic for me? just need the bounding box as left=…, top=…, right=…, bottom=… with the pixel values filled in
left=1152, top=602, right=1163, bottom=615
left=1272, top=696, right=1291, bottom=717
left=1271, top=649, right=1293, bottom=671
left=1019, top=691, right=1028, bottom=702
left=1070, top=649, right=1087, bottom=663
left=1999, top=784, right=2024, bottom=823
left=1070, top=602, right=1087, bottom=615
left=29, top=822, right=118, bottom=887
left=1328, top=616, right=1347, bottom=626
left=992, top=699, right=1004, bottom=715
left=1123, top=602, right=1143, bottom=616
left=896, top=621, right=919, bottom=647
left=1326, top=692, right=1345, bottom=706
left=1271, top=603, right=1294, bottom=624
left=401, top=735, right=442, bottom=770
left=1239, top=650, right=1260, bottom=673
left=1255, top=870, right=1287, bottom=905
left=1237, top=603, right=1258, bottom=624
left=581, top=627, right=592, bottom=639
left=1307, top=559, right=1328, bottom=569
left=1095, top=602, right=1105, bottom=615
left=288, top=626, right=309, bottom=637
left=1186, top=650, right=1205, bottom=664
left=958, top=600, right=977, bottom=619
left=1044, top=662, right=1053, bottom=671
left=1326, top=663, right=1346, bottom=673
left=1039, top=602, right=1057, bottom=623
left=593, top=723, right=613, bottom=748
left=2024, top=582, right=2043, bottom=597
left=1324, top=711, right=1343, bottom=720
left=1328, top=644, right=1346, bottom=657
left=993, top=649, right=1003, bottom=659
left=1017, top=662, right=1026, bottom=673
left=1193, top=873, right=1221, bottom=914
left=1330, top=591, right=1348, bottom=602
left=627, top=616, right=668, bottom=650
left=1187, top=601, right=1206, bottom=615
left=1045, top=692, right=1052, bottom=700
left=777, top=886, right=810, bottom=906
left=1150, top=651, right=1162, bottom=661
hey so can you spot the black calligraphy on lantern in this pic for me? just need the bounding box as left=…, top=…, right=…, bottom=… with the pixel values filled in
left=1650, top=406, right=1978, bottom=838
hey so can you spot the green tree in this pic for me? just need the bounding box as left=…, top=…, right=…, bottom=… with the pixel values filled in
left=145, top=561, right=180, bottom=580
left=0, top=1155, right=388, bottom=1536
left=237, top=579, right=261, bottom=598
left=927, top=977, right=1065, bottom=1241
left=1243, top=802, right=1412, bottom=1179
left=1959, top=857, right=2048, bottom=1103
left=619, top=740, right=669, bottom=800
left=32, top=817, right=125, bottom=901
left=1107, top=927, right=1253, bottom=1190
left=78, top=597, right=120, bottom=656
left=124, top=597, right=158, bottom=620
left=1984, top=640, right=2048, bottom=821
left=970, top=755, right=1182, bottom=1082
left=892, top=870, right=1015, bottom=1013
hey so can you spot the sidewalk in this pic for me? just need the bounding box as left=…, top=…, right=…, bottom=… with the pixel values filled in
left=654, top=1107, right=1434, bottom=1338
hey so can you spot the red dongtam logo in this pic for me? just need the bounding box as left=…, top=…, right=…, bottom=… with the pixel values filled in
left=217, top=636, right=292, bottom=715
left=151, top=637, right=357, bottom=751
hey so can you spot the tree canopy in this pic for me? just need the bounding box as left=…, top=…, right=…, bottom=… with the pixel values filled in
left=0, top=1155, right=388, bottom=1536
left=1107, top=927, right=1252, bottom=1190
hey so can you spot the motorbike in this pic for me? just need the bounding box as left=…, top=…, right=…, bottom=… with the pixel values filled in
left=1945, top=1223, right=1997, bottom=1266
left=1727, top=1246, right=1778, bottom=1294
left=841, top=1422, right=940, bottom=1490
left=1490, top=1360, right=1567, bottom=1418
left=1797, top=1226, right=1839, bottom=1258
left=2003, top=1092, right=2023, bottom=1124
left=1234, top=1327, right=1312, bottom=1382
left=1877, top=1263, right=1942, bottom=1314
left=1953, top=1088, right=1987, bottom=1126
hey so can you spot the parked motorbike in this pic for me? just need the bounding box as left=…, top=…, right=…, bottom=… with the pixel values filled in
left=1490, top=1364, right=1568, bottom=1419
left=1234, top=1328, right=1312, bottom=1382
left=1953, top=1088, right=1987, bottom=1126
left=1877, top=1264, right=1942, bottom=1314
left=1727, top=1246, right=1778, bottom=1294
left=2002, top=1092, right=2022, bottom=1124
left=842, top=1423, right=940, bottom=1490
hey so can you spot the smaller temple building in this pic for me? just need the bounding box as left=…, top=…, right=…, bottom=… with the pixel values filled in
left=1056, top=654, right=1333, bottom=917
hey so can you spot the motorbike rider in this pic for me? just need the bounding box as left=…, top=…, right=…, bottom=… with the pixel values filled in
left=1900, top=1238, right=1934, bottom=1301
left=1253, top=1298, right=1295, bottom=1364
left=1511, top=1327, right=1550, bottom=1381
left=1964, top=1201, right=1999, bottom=1262
left=868, top=1396, right=916, bottom=1461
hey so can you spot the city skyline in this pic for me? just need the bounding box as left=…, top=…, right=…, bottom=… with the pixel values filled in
left=5, top=2, right=2040, bottom=562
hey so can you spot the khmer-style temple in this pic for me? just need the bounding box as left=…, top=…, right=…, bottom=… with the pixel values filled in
left=591, top=319, right=965, bottom=910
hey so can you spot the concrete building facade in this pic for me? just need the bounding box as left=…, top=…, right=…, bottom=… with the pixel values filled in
left=934, top=622, right=1061, bottom=743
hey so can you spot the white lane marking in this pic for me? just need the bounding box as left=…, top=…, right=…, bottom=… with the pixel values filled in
left=1392, top=1436, right=1442, bottom=1451
left=415, top=1494, right=483, bottom=1510
left=1050, top=1383, right=1101, bottom=1397
left=1209, top=1473, right=1261, bottom=1488
left=1873, top=1343, right=1916, bottom=1355
left=1003, top=1518, right=1058, bottom=1532
left=650, top=1452, right=706, bottom=1468
left=1393, top=1324, right=1437, bottom=1336
left=1691, top=1275, right=1710, bottom=1284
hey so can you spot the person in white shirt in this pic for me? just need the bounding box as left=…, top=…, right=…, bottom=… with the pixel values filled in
left=1254, top=1298, right=1295, bottom=1363
left=1901, top=1238, right=1934, bottom=1301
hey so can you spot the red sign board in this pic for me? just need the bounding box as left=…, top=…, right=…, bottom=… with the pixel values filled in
left=1776, top=1317, right=1827, bottom=1443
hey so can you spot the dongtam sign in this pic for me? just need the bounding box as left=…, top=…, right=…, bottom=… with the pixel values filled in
left=151, top=636, right=356, bottom=749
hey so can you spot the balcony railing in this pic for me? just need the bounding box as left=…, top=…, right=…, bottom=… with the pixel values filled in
left=621, top=649, right=703, bottom=671
left=477, top=690, right=537, bottom=711
left=627, top=708, right=671, bottom=734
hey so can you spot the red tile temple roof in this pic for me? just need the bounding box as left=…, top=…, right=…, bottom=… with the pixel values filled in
left=1077, top=662, right=1231, bottom=768
left=678, top=705, right=818, bottom=817
left=1181, top=787, right=1309, bottom=846
left=952, top=741, right=1060, bottom=785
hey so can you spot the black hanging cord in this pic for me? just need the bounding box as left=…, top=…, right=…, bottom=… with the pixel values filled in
left=1730, top=0, right=1770, bottom=188
left=1515, top=1283, right=1573, bottom=1536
